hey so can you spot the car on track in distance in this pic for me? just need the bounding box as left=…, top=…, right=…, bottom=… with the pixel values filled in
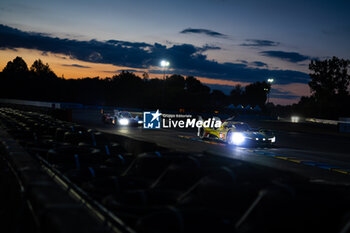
left=101, top=109, right=143, bottom=127
left=197, top=118, right=276, bottom=146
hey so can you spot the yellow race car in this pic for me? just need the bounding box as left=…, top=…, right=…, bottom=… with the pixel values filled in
left=197, top=120, right=276, bottom=146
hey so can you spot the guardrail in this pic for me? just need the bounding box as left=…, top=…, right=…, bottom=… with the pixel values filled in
left=0, top=98, right=62, bottom=108
left=305, top=117, right=350, bottom=133
left=0, top=98, right=85, bottom=109
left=339, top=118, right=350, bottom=133
left=0, top=98, right=144, bottom=112
left=305, top=118, right=339, bottom=125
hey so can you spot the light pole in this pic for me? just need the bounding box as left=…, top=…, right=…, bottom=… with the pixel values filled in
left=267, top=78, right=274, bottom=104
left=160, top=60, right=170, bottom=109
left=160, top=60, right=170, bottom=80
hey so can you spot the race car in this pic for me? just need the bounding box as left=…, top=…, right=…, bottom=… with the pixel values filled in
left=102, top=109, right=143, bottom=126
left=197, top=118, right=275, bottom=146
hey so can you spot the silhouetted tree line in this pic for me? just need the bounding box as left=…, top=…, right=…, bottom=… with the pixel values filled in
left=0, top=57, right=271, bottom=111
left=292, top=57, right=350, bottom=119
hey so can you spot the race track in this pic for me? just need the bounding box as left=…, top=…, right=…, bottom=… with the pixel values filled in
left=73, top=109, right=350, bottom=183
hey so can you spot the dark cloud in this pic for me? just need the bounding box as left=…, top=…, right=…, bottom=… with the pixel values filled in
left=260, top=50, right=311, bottom=63
left=106, top=40, right=151, bottom=48
left=0, top=24, right=309, bottom=85
left=0, top=24, right=151, bottom=68
left=0, top=47, right=17, bottom=51
left=198, top=44, right=221, bottom=52
left=87, top=51, right=103, bottom=62
left=204, top=84, right=301, bottom=100
left=180, top=28, right=227, bottom=38
left=104, top=69, right=143, bottom=73
left=236, top=59, right=248, bottom=64
left=241, top=39, right=279, bottom=47
left=169, top=64, right=309, bottom=85
left=62, top=64, right=91, bottom=68
left=251, top=61, right=268, bottom=67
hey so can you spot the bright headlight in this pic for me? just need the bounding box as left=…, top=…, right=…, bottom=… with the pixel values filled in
left=291, top=116, right=299, bottom=123
left=119, top=118, right=129, bottom=125
left=231, top=132, right=245, bottom=145
left=269, top=136, right=276, bottom=143
left=138, top=120, right=143, bottom=124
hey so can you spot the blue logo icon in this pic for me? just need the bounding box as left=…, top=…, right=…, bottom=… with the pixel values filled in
left=143, top=110, right=161, bottom=129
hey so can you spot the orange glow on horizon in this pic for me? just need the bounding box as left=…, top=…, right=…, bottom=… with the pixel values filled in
left=196, top=77, right=250, bottom=87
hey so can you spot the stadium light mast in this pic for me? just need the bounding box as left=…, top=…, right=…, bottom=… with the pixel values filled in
left=160, top=60, right=170, bottom=109
left=160, top=60, right=170, bottom=80
left=267, top=78, right=274, bottom=104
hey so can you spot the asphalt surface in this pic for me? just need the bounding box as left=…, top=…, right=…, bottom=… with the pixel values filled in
left=73, top=109, right=350, bottom=184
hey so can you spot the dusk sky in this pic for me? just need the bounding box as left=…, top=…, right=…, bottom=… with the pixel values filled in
left=0, top=0, right=349, bottom=105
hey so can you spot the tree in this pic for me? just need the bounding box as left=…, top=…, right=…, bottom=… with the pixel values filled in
left=185, top=76, right=205, bottom=92
left=0, top=57, right=30, bottom=99
left=166, top=74, right=185, bottom=88
left=165, top=75, right=186, bottom=108
left=309, top=57, right=350, bottom=100
left=142, top=72, right=149, bottom=80
left=2, top=56, right=28, bottom=74
left=295, top=57, right=350, bottom=119
left=30, top=59, right=57, bottom=79
left=229, top=85, right=243, bottom=105
left=211, top=89, right=227, bottom=108
left=244, top=81, right=270, bottom=106
left=184, top=76, right=210, bottom=110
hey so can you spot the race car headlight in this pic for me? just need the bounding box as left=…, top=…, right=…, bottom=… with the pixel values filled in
left=269, top=136, right=276, bottom=143
left=119, top=118, right=129, bottom=125
left=231, top=132, right=245, bottom=145
left=138, top=120, right=143, bottom=124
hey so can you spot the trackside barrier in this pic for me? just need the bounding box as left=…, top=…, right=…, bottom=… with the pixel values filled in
left=0, top=98, right=62, bottom=108
left=0, top=98, right=84, bottom=109
left=339, top=118, right=350, bottom=133
left=305, top=118, right=338, bottom=125
left=0, top=128, right=114, bottom=233
left=306, top=117, right=350, bottom=133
